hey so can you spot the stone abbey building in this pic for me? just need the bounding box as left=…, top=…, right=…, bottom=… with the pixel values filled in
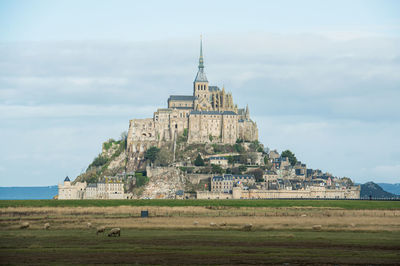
left=127, top=39, right=258, bottom=153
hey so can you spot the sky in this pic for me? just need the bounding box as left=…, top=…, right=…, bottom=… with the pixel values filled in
left=0, top=0, right=399, bottom=186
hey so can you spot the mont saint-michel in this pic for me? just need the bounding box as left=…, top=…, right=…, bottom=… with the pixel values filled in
left=58, top=40, right=360, bottom=200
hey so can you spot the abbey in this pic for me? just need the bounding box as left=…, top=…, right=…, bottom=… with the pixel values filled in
left=127, top=39, right=258, bottom=153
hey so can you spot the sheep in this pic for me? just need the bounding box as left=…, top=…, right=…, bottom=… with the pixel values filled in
left=312, top=224, right=322, bottom=231
left=87, top=222, right=92, bottom=229
left=20, top=222, right=29, bottom=229
left=96, top=226, right=106, bottom=235
left=193, top=221, right=199, bottom=226
left=43, top=223, right=50, bottom=230
left=219, top=222, right=227, bottom=226
left=108, top=228, right=121, bottom=237
left=210, top=222, right=217, bottom=227
left=242, top=224, right=253, bottom=231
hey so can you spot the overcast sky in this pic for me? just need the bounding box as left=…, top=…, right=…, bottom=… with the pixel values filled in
left=0, top=0, right=399, bottom=186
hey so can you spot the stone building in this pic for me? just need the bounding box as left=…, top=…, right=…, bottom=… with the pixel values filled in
left=58, top=177, right=126, bottom=199
left=209, top=156, right=229, bottom=168
left=58, top=176, right=86, bottom=200
left=198, top=185, right=360, bottom=200
left=127, top=38, right=258, bottom=156
left=211, top=174, right=255, bottom=193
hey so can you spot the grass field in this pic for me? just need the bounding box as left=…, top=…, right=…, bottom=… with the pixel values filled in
left=1, top=199, right=399, bottom=209
left=1, top=201, right=399, bottom=265
left=1, top=228, right=399, bottom=265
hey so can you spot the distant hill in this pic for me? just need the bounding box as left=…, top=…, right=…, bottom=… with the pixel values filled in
left=377, top=183, right=400, bottom=195
left=361, top=182, right=399, bottom=199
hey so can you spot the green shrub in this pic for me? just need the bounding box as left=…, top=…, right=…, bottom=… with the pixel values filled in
left=234, top=143, right=244, bottom=153
left=194, top=154, right=205, bottom=166
left=145, top=147, right=160, bottom=163
left=135, top=173, right=149, bottom=187
left=211, top=164, right=224, bottom=174
left=91, top=155, right=108, bottom=167
left=238, top=165, right=247, bottom=173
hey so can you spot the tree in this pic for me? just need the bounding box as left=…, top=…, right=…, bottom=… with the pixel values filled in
left=194, top=154, right=205, bottom=166
left=91, top=155, right=108, bottom=167
left=234, top=143, right=244, bottom=153
left=238, top=165, right=247, bottom=174
left=155, top=147, right=173, bottom=166
left=248, top=168, right=264, bottom=182
left=281, top=150, right=297, bottom=166
left=211, top=164, right=224, bottom=174
left=145, top=146, right=160, bottom=163
left=120, top=131, right=128, bottom=149
left=239, top=154, right=249, bottom=164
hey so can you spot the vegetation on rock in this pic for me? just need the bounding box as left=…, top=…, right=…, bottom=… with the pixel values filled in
left=194, top=154, right=205, bottom=166
left=281, top=150, right=297, bottom=166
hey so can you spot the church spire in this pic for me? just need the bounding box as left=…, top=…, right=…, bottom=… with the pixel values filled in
left=199, top=35, right=204, bottom=69
left=194, top=35, right=208, bottom=82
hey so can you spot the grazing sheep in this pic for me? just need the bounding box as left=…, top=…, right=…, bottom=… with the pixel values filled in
left=219, top=222, right=227, bottom=226
left=96, top=226, right=106, bottom=235
left=312, top=224, right=322, bottom=231
left=87, top=222, right=92, bottom=229
left=108, top=228, right=121, bottom=237
left=20, top=222, right=29, bottom=229
left=301, top=214, right=307, bottom=217
left=43, top=223, right=50, bottom=230
left=193, top=221, right=199, bottom=226
left=242, top=224, right=253, bottom=231
left=210, top=222, right=217, bottom=227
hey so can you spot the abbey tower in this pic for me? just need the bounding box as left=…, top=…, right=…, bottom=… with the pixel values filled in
left=127, top=38, right=258, bottom=156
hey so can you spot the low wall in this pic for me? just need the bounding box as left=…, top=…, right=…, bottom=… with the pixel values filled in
left=187, top=174, right=210, bottom=184
left=197, top=191, right=232, bottom=199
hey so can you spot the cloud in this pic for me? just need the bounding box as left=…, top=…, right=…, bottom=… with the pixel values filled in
left=0, top=33, right=399, bottom=185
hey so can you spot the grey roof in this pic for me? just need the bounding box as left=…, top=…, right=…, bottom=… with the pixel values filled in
left=194, top=68, right=208, bottom=82
left=190, top=110, right=237, bottom=115
left=238, top=108, right=245, bottom=115
left=213, top=174, right=255, bottom=181
left=87, top=183, right=97, bottom=188
left=176, top=190, right=184, bottom=196
left=213, top=175, right=233, bottom=181
left=168, top=95, right=196, bottom=102
left=210, top=156, right=228, bottom=160
left=173, top=106, right=193, bottom=110
left=208, top=86, right=220, bottom=92
left=64, top=176, right=70, bottom=182
left=230, top=174, right=255, bottom=179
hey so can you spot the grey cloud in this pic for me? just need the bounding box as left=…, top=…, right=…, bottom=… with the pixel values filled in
left=0, top=33, right=399, bottom=185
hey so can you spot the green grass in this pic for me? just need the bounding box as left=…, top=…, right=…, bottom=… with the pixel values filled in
left=0, top=199, right=399, bottom=209
left=0, top=228, right=399, bottom=265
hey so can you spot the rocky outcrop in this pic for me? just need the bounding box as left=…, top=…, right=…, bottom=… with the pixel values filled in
left=140, top=167, right=187, bottom=199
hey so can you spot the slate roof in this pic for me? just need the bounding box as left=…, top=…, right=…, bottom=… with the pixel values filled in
left=212, top=175, right=233, bottom=181
left=64, top=176, right=70, bottom=182
left=168, top=95, right=196, bottom=101
left=173, top=106, right=193, bottom=110
left=208, top=86, right=220, bottom=92
left=194, top=68, right=208, bottom=82
left=190, top=110, right=237, bottom=115
left=212, top=174, right=255, bottom=181
left=210, top=156, right=228, bottom=160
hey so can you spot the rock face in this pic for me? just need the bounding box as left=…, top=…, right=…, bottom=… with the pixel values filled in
left=141, top=167, right=187, bottom=199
